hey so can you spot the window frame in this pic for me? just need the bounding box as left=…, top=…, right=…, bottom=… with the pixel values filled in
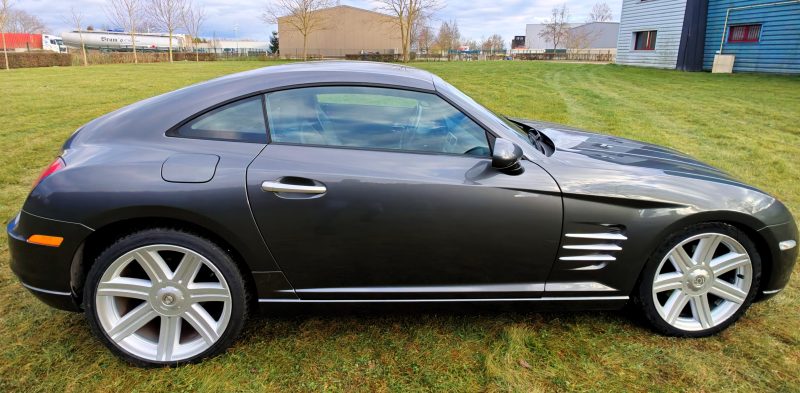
left=633, top=30, right=657, bottom=51
left=166, top=83, right=499, bottom=159
left=262, top=83, right=497, bottom=158
left=728, top=24, right=762, bottom=44
left=166, top=93, right=271, bottom=144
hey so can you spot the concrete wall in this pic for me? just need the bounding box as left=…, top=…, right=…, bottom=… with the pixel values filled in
left=703, top=0, right=800, bottom=73
left=616, top=0, right=689, bottom=68
left=278, top=5, right=402, bottom=58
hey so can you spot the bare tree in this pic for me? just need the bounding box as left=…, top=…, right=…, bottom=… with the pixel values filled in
left=416, top=22, right=433, bottom=57
left=107, top=0, right=143, bottom=63
left=538, top=4, right=570, bottom=51
left=565, top=27, right=592, bottom=55
left=482, top=33, right=505, bottom=55
left=1, top=0, right=10, bottom=70
left=7, top=9, right=47, bottom=33
left=148, top=0, right=186, bottom=62
left=588, top=2, right=613, bottom=22
left=181, top=0, right=205, bottom=61
left=375, top=0, right=441, bottom=62
left=434, top=19, right=460, bottom=59
left=66, top=7, right=89, bottom=66
left=263, top=0, right=334, bottom=61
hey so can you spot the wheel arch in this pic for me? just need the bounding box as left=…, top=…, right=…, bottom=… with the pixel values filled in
left=633, top=210, right=773, bottom=298
left=71, top=215, right=259, bottom=310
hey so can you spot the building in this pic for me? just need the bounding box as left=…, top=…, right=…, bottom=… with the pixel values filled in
left=512, top=35, right=526, bottom=49
left=278, top=5, right=401, bottom=58
left=616, top=0, right=800, bottom=73
left=524, top=23, right=578, bottom=50
left=197, top=40, right=269, bottom=55
left=570, top=22, right=621, bottom=49
left=520, top=22, right=619, bottom=52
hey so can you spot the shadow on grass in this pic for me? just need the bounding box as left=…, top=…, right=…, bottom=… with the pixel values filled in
left=238, top=301, right=651, bottom=343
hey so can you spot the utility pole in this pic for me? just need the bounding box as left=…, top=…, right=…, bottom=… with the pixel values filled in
left=234, top=24, right=239, bottom=56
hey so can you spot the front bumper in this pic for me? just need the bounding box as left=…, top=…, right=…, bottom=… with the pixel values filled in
left=7, top=211, right=92, bottom=311
left=757, top=219, right=799, bottom=300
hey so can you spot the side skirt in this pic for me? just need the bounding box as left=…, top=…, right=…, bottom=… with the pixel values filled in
left=259, top=296, right=629, bottom=303
left=257, top=296, right=630, bottom=313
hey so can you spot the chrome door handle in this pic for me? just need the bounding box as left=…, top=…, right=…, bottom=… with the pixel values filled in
left=261, top=181, right=327, bottom=194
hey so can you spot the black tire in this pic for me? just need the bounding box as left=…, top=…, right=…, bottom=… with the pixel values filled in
left=84, top=228, right=249, bottom=367
left=636, top=222, right=761, bottom=337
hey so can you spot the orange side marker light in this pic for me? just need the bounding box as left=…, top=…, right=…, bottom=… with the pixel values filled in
left=27, top=235, right=64, bottom=247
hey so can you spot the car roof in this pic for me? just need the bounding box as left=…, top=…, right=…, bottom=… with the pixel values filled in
left=72, top=61, right=438, bottom=145
left=215, top=61, right=436, bottom=86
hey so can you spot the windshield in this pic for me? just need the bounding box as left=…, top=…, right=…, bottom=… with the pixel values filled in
left=432, top=76, right=536, bottom=148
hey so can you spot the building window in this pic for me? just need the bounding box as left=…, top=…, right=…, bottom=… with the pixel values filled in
left=634, top=30, right=657, bottom=50
left=728, top=24, right=761, bottom=43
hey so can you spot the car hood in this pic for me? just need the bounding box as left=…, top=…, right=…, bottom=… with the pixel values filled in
left=516, top=119, right=750, bottom=189
left=510, top=119, right=782, bottom=221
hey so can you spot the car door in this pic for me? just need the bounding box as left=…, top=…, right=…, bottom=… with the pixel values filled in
left=246, top=86, right=562, bottom=300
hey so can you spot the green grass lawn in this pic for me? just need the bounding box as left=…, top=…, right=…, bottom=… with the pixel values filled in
left=1, top=61, right=799, bottom=392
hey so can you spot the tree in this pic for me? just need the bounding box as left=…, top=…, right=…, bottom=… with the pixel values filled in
left=538, top=4, right=570, bottom=51
left=565, top=26, right=592, bottom=53
left=148, top=0, right=186, bottom=62
left=181, top=0, right=205, bottom=61
left=415, top=23, right=432, bottom=56
left=434, top=19, right=460, bottom=58
left=375, top=0, right=441, bottom=63
left=0, top=0, right=10, bottom=70
left=107, top=0, right=143, bottom=63
left=263, top=0, right=334, bottom=61
left=269, top=30, right=279, bottom=54
left=6, top=9, right=47, bottom=33
left=66, top=7, right=89, bottom=66
left=588, top=2, right=613, bottom=22
left=481, top=33, right=505, bottom=55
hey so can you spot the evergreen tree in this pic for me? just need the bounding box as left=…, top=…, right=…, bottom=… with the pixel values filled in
left=269, top=31, right=279, bottom=55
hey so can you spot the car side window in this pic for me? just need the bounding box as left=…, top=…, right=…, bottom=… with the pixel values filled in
left=265, top=86, right=490, bottom=156
left=175, top=96, right=267, bottom=143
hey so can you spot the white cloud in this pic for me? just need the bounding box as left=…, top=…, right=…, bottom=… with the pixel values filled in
left=16, top=0, right=621, bottom=44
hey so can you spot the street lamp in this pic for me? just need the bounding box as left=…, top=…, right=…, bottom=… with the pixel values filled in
left=234, top=24, right=239, bottom=56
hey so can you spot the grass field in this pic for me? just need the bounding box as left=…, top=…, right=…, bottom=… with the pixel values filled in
left=1, top=61, right=799, bottom=392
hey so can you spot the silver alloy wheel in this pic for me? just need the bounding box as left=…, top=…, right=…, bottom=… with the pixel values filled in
left=95, top=244, right=232, bottom=362
left=652, top=233, right=752, bottom=331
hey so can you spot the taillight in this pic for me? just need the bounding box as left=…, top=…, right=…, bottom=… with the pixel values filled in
left=33, top=157, right=65, bottom=189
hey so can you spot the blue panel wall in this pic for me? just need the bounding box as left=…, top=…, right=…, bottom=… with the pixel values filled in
left=704, top=0, right=800, bottom=73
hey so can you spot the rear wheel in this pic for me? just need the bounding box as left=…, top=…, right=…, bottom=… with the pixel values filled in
left=84, top=229, right=248, bottom=366
left=637, top=223, right=760, bottom=337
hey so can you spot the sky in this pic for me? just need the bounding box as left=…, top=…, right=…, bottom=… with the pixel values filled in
left=15, top=0, right=622, bottom=45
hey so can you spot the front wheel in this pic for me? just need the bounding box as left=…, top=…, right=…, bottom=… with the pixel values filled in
left=84, top=229, right=248, bottom=366
left=637, top=223, right=761, bottom=337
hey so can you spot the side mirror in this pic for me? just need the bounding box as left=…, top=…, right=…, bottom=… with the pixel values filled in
left=492, top=138, right=523, bottom=170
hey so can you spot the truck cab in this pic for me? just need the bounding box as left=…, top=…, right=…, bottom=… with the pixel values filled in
left=42, top=34, right=66, bottom=53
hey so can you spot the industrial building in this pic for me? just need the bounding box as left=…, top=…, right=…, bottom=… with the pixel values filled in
left=277, top=5, right=401, bottom=58
left=521, top=22, right=620, bottom=51
left=616, top=0, right=800, bottom=73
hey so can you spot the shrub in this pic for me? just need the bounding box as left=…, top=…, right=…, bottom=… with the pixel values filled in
left=2, top=52, right=72, bottom=69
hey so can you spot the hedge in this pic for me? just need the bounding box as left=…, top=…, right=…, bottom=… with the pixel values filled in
left=344, top=53, right=415, bottom=62
left=1, top=52, right=72, bottom=69
left=78, top=51, right=217, bottom=65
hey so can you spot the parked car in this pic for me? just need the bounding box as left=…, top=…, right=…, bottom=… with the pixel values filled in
left=8, top=61, right=797, bottom=366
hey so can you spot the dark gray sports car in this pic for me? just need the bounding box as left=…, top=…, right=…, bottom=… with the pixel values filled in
left=7, top=62, right=798, bottom=366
